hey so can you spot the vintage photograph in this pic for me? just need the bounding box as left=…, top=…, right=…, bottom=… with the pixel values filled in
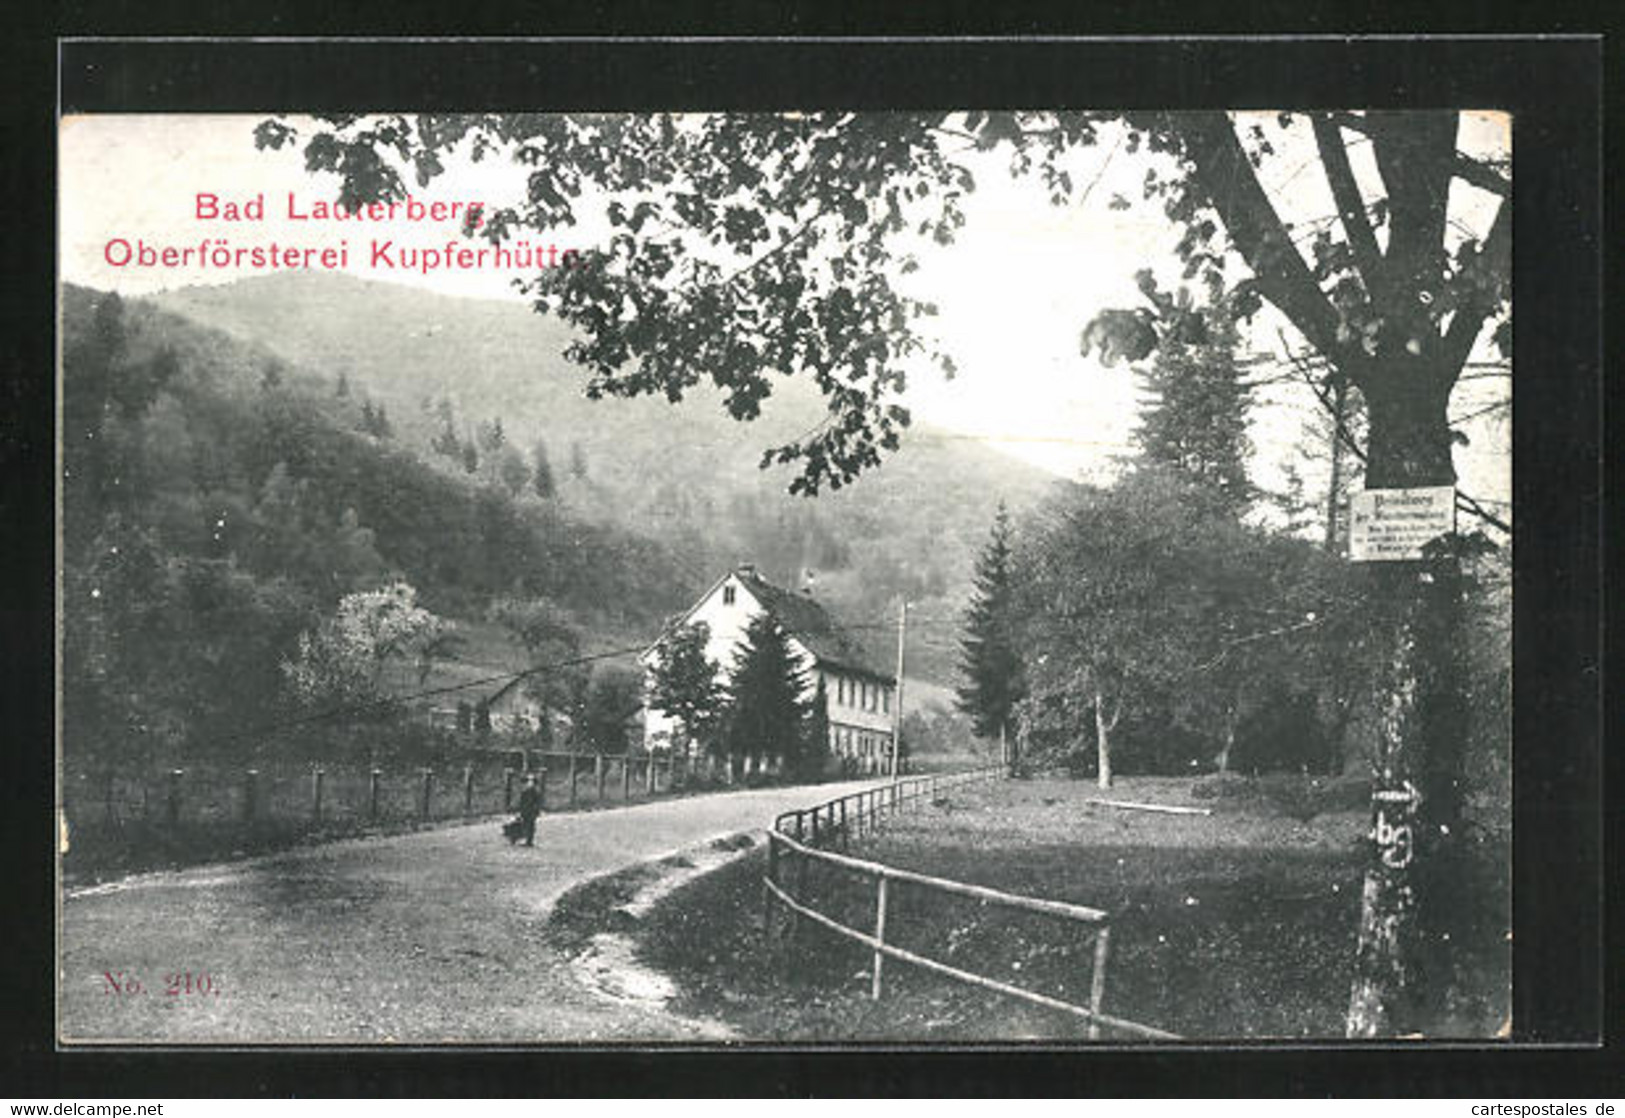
left=58, top=106, right=1511, bottom=1044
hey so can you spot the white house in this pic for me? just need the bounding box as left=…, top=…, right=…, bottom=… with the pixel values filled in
left=642, top=564, right=897, bottom=775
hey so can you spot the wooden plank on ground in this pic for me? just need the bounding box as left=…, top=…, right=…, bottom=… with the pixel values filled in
left=1085, top=798, right=1212, bottom=816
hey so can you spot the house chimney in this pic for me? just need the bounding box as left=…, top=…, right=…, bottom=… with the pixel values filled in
left=801, top=568, right=817, bottom=596
left=736, top=562, right=757, bottom=579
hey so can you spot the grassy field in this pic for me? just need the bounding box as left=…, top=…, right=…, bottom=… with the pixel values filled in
left=631, top=775, right=1510, bottom=1041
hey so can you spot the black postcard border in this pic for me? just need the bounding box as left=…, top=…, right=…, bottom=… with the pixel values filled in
left=3, top=29, right=1608, bottom=1097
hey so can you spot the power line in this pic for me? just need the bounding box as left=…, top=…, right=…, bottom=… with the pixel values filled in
left=222, top=641, right=654, bottom=750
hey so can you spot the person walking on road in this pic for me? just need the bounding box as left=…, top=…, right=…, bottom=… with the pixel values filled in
left=517, top=774, right=542, bottom=847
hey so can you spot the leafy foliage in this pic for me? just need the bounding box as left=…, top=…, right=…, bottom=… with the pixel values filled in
left=566, top=665, right=644, bottom=753
left=260, top=111, right=1505, bottom=506
left=281, top=581, right=451, bottom=712
left=1010, top=468, right=1371, bottom=782
left=647, top=620, right=724, bottom=752
left=59, top=285, right=703, bottom=774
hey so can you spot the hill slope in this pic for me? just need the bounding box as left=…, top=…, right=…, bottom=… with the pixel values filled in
left=149, top=272, right=1060, bottom=680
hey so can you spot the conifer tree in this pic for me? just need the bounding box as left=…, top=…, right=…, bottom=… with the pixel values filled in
left=956, top=503, right=1026, bottom=744
left=799, top=675, right=832, bottom=781
left=532, top=438, right=556, bottom=498
left=1135, top=310, right=1253, bottom=510
left=723, top=612, right=809, bottom=778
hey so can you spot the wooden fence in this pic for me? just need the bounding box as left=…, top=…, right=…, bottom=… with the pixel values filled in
left=65, top=748, right=735, bottom=831
left=762, top=765, right=1178, bottom=1041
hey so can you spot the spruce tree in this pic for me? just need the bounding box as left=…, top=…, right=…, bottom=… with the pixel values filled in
left=956, top=502, right=1026, bottom=743
left=799, top=675, right=832, bottom=781
left=723, top=613, right=809, bottom=777
left=532, top=438, right=556, bottom=498
left=1135, top=314, right=1253, bottom=510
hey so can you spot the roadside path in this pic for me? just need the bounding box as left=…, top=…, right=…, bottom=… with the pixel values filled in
left=60, top=778, right=885, bottom=1044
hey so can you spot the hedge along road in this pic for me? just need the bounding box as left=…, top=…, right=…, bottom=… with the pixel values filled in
left=61, top=777, right=888, bottom=1044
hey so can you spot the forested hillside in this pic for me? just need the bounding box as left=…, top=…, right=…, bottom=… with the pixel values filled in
left=149, top=272, right=1059, bottom=678
left=61, top=283, right=705, bottom=770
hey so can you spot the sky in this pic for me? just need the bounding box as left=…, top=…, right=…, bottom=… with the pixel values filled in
left=59, top=112, right=1510, bottom=508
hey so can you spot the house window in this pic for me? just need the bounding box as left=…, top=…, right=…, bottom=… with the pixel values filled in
left=722, top=584, right=736, bottom=605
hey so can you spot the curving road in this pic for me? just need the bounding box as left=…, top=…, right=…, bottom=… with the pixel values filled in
left=60, top=778, right=885, bottom=1044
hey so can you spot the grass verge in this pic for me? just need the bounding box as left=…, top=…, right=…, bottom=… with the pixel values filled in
left=630, top=776, right=1509, bottom=1041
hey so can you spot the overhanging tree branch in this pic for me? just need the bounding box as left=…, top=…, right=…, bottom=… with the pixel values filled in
left=1176, top=112, right=1370, bottom=383
left=1312, top=114, right=1384, bottom=284
left=1440, top=196, right=1511, bottom=374
left=1326, top=111, right=1510, bottom=199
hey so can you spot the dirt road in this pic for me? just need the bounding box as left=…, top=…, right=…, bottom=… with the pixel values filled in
left=60, top=778, right=884, bottom=1044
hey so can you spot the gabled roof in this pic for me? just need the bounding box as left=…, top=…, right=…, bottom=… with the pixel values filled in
left=734, top=568, right=895, bottom=684
left=649, top=565, right=895, bottom=684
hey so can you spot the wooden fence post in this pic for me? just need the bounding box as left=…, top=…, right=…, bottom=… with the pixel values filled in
left=369, top=769, right=381, bottom=821
left=537, top=762, right=548, bottom=810
left=646, top=756, right=656, bottom=795
left=839, top=798, right=848, bottom=850
left=793, top=843, right=809, bottom=944
left=595, top=754, right=606, bottom=803
left=1088, top=926, right=1113, bottom=1041
left=763, top=832, right=780, bottom=947
left=568, top=755, right=579, bottom=807
left=871, top=873, right=890, bottom=1000
left=420, top=768, right=433, bottom=821
left=621, top=756, right=631, bottom=800
left=243, top=769, right=258, bottom=822
left=166, top=769, right=182, bottom=826
left=504, top=768, right=516, bottom=811
left=463, top=764, right=475, bottom=815
left=312, top=767, right=324, bottom=823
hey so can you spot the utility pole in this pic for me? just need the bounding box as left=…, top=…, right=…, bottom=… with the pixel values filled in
left=890, top=599, right=907, bottom=782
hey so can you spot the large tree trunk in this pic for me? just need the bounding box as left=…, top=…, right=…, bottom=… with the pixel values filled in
left=1177, top=107, right=1489, bottom=1039
left=1346, top=368, right=1469, bottom=1037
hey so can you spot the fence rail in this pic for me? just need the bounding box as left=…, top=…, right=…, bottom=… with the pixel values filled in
left=63, top=748, right=735, bottom=833
left=773, top=765, right=1003, bottom=849
left=762, top=764, right=1177, bottom=1041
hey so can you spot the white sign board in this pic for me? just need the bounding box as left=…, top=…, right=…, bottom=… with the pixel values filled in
left=1348, top=486, right=1457, bottom=562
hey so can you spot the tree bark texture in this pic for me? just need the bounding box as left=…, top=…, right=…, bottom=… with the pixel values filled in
left=1094, top=691, right=1117, bottom=789
left=1346, top=375, right=1468, bottom=1037
left=1177, top=111, right=1485, bottom=1037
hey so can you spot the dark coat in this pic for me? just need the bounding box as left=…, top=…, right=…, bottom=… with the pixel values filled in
left=518, top=785, right=542, bottom=819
